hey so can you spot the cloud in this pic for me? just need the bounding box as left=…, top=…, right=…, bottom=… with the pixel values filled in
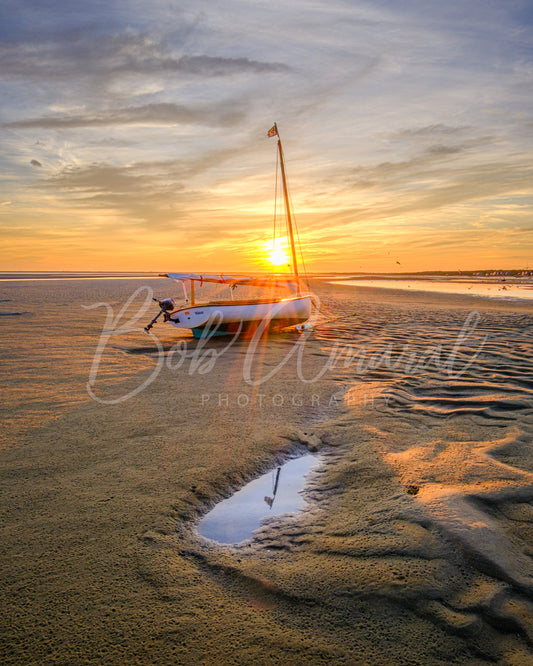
left=0, top=30, right=289, bottom=81
left=164, top=54, right=289, bottom=76
left=39, top=162, right=188, bottom=231
left=345, top=145, right=466, bottom=190
left=345, top=138, right=498, bottom=191
left=307, top=145, right=533, bottom=242
left=384, top=162, right=533, bottom=218
left=3, top=102, right=246, bottom=129
left=33, top=144, right=246, bottom=233
left=385, top=124, right=471, bottom=140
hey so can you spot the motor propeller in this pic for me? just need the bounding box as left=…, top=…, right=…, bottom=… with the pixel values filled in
left=144, top=297, right=175, bottom=333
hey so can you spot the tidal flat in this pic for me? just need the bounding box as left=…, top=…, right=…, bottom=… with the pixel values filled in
left=1, top=277, right=533, bottom=664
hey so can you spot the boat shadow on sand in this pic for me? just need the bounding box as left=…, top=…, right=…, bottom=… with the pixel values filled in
left=121, top=326, right=305, bottom=357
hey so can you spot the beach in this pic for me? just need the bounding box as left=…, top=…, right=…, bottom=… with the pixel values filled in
left=1, top=277, right=533, bottom=664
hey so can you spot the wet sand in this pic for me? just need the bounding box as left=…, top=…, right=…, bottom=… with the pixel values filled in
left=1, top=280, right=533, bottom=664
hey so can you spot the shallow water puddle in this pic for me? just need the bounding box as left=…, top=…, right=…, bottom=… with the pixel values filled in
left=197, top=454, right=318, bottom=544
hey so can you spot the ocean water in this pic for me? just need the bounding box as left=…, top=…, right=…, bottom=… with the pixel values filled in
left=331, top=275, right=533, bottom=300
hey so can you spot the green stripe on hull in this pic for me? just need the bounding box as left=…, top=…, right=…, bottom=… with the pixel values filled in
left=191, top=327, right=229, bottom=339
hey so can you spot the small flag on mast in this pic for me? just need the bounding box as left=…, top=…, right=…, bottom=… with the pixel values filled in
left=267, top=124, right=278, bottom=137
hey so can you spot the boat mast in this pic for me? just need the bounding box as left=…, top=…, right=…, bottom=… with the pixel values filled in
left=273, top=124, right=300, bottom=294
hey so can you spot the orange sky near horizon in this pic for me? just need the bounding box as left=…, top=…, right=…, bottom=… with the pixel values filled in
left=2, top=180, right=531, bottom=274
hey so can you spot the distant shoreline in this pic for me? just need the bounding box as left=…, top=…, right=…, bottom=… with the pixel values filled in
left=1, top=269, right=532, bottom=281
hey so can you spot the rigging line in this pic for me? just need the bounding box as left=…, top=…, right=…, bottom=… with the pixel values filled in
left=293, top=211, right=309, bottom=284
left=285, top=180, right=310, bottom=284
left=272, top=148, right=279, bottom=253
left=279, top=154, right=296, bottom=275
left=285, top=199, right=293, bottom=274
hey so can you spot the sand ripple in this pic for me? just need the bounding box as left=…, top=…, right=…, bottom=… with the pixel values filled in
left=318, top=295, right=533, bottom=657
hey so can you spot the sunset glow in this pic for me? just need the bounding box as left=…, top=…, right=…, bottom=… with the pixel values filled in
left=269, top=248, right=290, bottom=267
left=1, top=2, right=532, bottom=273
left=264, top=237, right=291, bottom=268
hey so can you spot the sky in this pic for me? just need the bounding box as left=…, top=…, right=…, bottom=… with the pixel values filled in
left=1, top=0, right=532, bottom=273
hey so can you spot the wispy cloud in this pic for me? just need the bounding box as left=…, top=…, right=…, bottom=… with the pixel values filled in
left=33, top=144, right=247, bottom=233
left=330, top=155, right=533, bottom=224
left=384, top=124, right=472, bottom=140
left=342, top=137, right=498, bottom=190
left=0, top=32, right=289, bottom=81
left=3, top=102, right=246, bottom=129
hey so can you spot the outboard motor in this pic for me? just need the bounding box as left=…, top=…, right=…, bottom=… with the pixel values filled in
left=157, top=297, right=175, bottom=312
left=144, top=297, right=175, bottom=333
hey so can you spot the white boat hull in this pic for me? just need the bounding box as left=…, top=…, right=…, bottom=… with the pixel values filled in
left=168, top=295, right=312, bottom=336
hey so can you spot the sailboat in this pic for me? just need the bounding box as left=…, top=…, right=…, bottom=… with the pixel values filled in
left=145, top=124, right=312, bottom=338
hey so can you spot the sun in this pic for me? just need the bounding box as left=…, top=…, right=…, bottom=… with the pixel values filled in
left=259, top=237, right=292, bottom=269
left=269, top=247, right=290, bottom=266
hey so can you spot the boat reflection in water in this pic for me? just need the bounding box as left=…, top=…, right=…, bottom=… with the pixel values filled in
left=264, top=467, right=281, bottom=509
left=197, top=454, right=317, bottom=545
